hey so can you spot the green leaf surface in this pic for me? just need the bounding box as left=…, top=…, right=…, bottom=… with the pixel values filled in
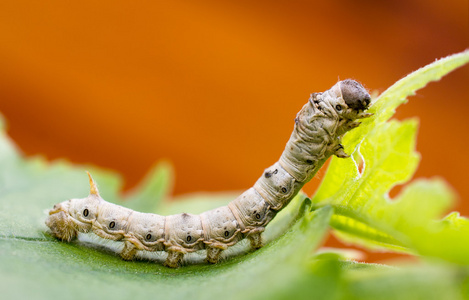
left=313, top=50, right=469, bottom=264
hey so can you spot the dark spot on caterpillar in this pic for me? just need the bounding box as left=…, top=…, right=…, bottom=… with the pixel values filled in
left=181, top=213, right=190, bottom=219
left=186, top=235, right=192, bottom=242
left=306, top=159, right=313, bottom=164
left=224, top=231, right=230, bottom=237
left=146, top=233, right=152, bottom=241
left=340, top=79, right=371, bottom=111
left=265, top=169, right=277, bottom=178
left=281, top=187, right=288, bottom=193
left=83, top=208, right=89, bottom=217
left=109, top=221, right=116, bottom=229
left=294, top=117, right=299, bottom=124
left=255, top=213, right=261, bottom=220
left=335, top=105, right=342, bottom=111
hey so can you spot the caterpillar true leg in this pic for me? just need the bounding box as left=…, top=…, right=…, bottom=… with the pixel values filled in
left=46, top=80, right=371, bottom=268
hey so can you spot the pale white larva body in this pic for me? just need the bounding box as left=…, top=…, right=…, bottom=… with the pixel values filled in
left=46, top=79, right=371, bottom=268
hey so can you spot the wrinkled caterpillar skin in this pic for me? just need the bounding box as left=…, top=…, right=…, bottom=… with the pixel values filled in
left=46, top=79, right=371, bottom=268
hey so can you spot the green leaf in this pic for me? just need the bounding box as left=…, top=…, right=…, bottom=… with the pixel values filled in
left=313, top=50, right=469, bottom=264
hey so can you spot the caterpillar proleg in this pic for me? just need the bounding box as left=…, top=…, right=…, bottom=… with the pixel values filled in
left=46, top=79, right=372, bottom=268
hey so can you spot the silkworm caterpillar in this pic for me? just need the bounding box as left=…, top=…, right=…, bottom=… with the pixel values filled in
left=45, top=79, right=372, bottom=268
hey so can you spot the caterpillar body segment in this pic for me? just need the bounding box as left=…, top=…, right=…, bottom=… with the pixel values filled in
left=45, top=79, right=371, bottom=268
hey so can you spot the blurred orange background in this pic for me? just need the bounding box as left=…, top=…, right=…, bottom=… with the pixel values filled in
left=0, top=1, right=468, bottom=261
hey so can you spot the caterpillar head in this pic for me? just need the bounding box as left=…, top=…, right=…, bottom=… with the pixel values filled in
left=339, top=79, right=371, bottom=112
left=310, top=79, right=371, bottom=123
left=45, top=172, right=102, bottom=241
